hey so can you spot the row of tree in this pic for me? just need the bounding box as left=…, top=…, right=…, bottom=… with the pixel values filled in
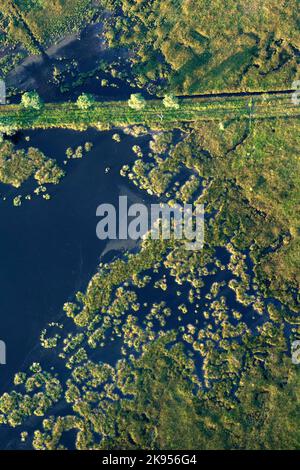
left=20, top=91, right=180, bottom=111
left=128, top=93, right=180, bottom=110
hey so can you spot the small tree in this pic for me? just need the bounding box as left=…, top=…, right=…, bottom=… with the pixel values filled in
left=21, top=91, right=43, bottom=110
left=128, top=93, right=146, bottom=110
left=163, top=94, right=180, bottom=109
left=76, top=93, right=95, bottom=110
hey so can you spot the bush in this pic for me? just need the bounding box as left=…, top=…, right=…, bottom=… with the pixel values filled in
left=21, top=91, right=43, bottom=110
left=128, top=94, right=146, bottom=110
left=163, top=94, right=180, bottom=109
left=76, top=94, right=95, bottom=110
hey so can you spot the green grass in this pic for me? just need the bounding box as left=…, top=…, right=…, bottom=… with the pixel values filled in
left=0, top=0, right=96, bottom=50
left=0, top=93, right=298, bottom=132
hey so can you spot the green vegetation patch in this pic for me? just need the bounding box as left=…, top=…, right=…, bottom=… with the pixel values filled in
left=0, top=0, right=96, bottom=52
left=0, top=140, right=64, bottom=187
left=102, top=0, right=299, bottom=94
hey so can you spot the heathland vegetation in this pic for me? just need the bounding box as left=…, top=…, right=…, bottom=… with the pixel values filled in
left=0, top=0, right=96, bottom=52
left=101, top=0, right=299, bottom=94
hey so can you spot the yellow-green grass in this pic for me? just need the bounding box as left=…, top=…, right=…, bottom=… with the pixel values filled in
left=0, top=93, right=298, bottom=132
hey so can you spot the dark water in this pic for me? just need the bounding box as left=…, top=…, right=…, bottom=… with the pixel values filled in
left=0, top=128, right=151, bottom=393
